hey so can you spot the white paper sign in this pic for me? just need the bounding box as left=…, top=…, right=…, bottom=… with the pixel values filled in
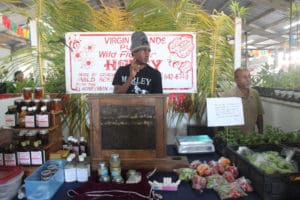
left=65, top=32, right=197, bottom=94
left=206, top=97, right=244, bottom=127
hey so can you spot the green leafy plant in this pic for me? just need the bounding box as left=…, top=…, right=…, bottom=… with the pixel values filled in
left=253, top=63, right=300, bottom=90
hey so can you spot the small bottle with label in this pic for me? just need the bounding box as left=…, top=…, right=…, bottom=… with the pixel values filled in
left=110, top=153, right=121, bottom=168
left=30, top=141, right=45, bottom=165
left=81, top=153, right=91, bottom=177
left=64, top=154, right=76, bottom=183
left=76, top=155, right=88, bottom=182
left=36, top=106, right=50, bottom=128
left=25, top=107, right=36, bottom=128
left=97, top=161, right=108, bottom=177
left=17, top=141, right=31, bottom=166
left=18, top=106, right=27, bottom=128
left=72, top=138, right=80, bottom=157
left=5, top=105, right=17, bottom=127
left=79, top=137, right=87, bottom=154
left=4, top=144, right=17, bottom=166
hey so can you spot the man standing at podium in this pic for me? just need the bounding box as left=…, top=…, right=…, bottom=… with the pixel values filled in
left=112, top=31, right=163, bottom=94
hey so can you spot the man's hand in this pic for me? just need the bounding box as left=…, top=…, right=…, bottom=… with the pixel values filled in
left=129, top=59, right=142, bottom=79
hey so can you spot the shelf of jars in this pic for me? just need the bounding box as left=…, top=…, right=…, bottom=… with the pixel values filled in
left=1, top=87, right=63, bottom=176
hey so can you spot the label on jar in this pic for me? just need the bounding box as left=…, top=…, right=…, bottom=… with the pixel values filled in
left=65, top=168, right=76, bottom=182
left=17, top=151, right=31, bottom=165
left=31, top=150, right=45, bottom=165
left=77, top=167, right=88, bottom=182
left=5, top=114, right=16, bottom=127
left=97, top=167, right=108, bottom=176
left=4, top=153, right=17, bottom=166
left=25, top=115, right=35, bottom=128
left=36, top=114, right=50, bottom=127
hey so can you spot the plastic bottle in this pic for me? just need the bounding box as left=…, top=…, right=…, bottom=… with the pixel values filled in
left=64, top=154, right=76, bottom=183
left=79, top=136, right=87, bottom=154
left=110, top=153, right=121, bottom=168
left=81, top=153, right=91, bottom=177
left=72, top=138, right=80, bottom=157
left=97, top=161, right=108, bottom=177
left=76, top=155, right=89, bottom=182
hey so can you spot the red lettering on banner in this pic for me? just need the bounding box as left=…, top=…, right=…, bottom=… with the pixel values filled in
left=151, top=60, right=163, bottom=70
left=104, top=59, right=131, bottom=70
left=164, top=73, right=189, bottom=80
left=99, top=73, right=115, bottom=82
left=104, top=37, right=129, bottom=44
left=120, top=51, right=132, bottom=58
left=149, top=37, right=166, bottom=44
left=78, top=73, right=96, bottom=82
left=99, top=51, right=117, bottom=58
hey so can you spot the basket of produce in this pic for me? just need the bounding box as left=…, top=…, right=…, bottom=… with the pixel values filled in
left=226, top=144, right=300, bottom=200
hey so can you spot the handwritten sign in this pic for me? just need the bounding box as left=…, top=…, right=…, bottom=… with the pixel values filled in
left=206, top=97, right=244, bottom=127
left=65, top=32, right=197, bottom=93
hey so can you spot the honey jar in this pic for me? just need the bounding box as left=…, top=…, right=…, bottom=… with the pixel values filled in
left=34, top=87, right=44, bottom=100
left=23, top=87, right=32, bottom=100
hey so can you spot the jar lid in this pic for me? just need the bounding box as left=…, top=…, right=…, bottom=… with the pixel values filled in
left=52, top=98, right=61, bottom=102
left=23, top=87, right=32, bottom=91
left=39, top=130, right=49, bottom=135
left=40, top=169, right=52, bottom=177
left=111, top=153, right=120, bottom=159
left=8, top=105, right=17, bottom=110
left=98, top=161, right=106, bottom=167
left=35, top=87, right=43, bottom=90
left=41, top=99, right=51, bottom=103
left=19, top=130, right=28, bottom=136
left=26, top=130, right=38, bottom=136
left=14, top=99, right=23, bottom=103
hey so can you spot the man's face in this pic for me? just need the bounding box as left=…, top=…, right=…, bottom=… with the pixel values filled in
left=132, top=48, right=150, bottom=64
left=16, top=72, right=24, bottom=82
left=235, top=70, right=251, bottom=89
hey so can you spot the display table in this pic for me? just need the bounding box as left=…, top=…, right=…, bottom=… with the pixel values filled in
left=51, top=145, right=262, bottom=200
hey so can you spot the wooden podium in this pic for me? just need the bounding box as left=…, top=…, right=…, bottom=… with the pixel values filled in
left=88, top=94, right=188, bottom=171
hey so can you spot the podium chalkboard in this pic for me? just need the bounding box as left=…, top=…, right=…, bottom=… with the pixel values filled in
left=88, top=94, right=178, bottom=170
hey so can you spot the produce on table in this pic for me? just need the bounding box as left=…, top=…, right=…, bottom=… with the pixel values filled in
left=237, top=147, right=298, bottom=174
left=192, top=175, right=207, bottom=191
left=173, top=168, right=196, bottom=181
left=181, top=157, right=253, bottom=199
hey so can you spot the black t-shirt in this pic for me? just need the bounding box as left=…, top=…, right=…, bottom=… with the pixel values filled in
left=112, top=64, right=163, bottom=94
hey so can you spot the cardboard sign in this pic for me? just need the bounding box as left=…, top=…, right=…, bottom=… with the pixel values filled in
left=65, top=32, right=197, bottom=93
left=206, top=97, right=245, bottom=127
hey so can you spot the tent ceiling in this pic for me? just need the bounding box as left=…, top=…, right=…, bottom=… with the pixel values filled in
left=193, top=0, right=293, bottom=50
left=0, top=0, right=295, bottom=50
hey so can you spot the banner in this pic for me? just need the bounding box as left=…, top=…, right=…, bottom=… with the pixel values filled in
left=65, top=32, right=197, bottom=93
